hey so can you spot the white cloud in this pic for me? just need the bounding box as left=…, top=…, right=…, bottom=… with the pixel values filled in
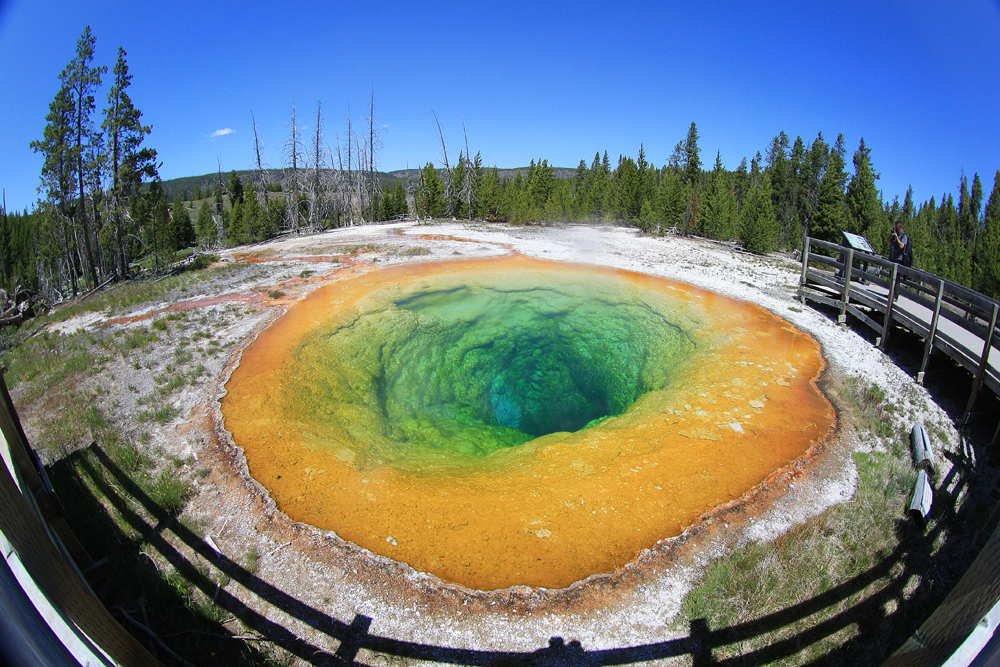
left=210, top=128, right=235, bottom=138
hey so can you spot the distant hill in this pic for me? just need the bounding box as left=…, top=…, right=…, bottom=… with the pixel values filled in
left=160, top=166, right=576, bottom=199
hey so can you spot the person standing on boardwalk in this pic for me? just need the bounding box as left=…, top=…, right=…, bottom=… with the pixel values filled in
left=889, top=221, right=913, bottom=267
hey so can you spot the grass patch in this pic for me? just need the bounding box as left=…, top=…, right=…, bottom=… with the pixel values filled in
left=2, top=331, right=101, bottom=387
left=157, top=375, right=186, bottom=396
left=116, top=328, right=159, bottom=353
left=104, top=431, right=149, bottom=473
left=245, top=545, right=260, bottom=575
left=397, top=246, right=432, bottom=257
left=38, top=400, right=88, bottom=458
left=189, top=253, right=219, bottom=271
left=344, top=243, right=378, bottom=254
left=144, top=468, right=189, bottom=515
left=137, top=405, right=180, bottom=425
left=844, top=376, right=899, bottom=443
left=267, top=290, right=285, bottom=300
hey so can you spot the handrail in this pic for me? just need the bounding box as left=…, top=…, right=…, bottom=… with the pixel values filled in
left=800, top=236, right=1000, bottom=411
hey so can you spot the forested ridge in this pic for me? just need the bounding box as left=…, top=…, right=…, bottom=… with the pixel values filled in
left=4, top=26, right=1000, bottom=322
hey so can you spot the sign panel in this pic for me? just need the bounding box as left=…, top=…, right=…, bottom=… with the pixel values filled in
left=841, top=231, right=876, bottom=254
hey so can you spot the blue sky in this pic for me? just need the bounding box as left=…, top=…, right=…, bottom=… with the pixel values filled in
left=1, top=0, right=998, bottom=214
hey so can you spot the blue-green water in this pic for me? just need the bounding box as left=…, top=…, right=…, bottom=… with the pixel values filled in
left=290, top=272, right=698, bottom=464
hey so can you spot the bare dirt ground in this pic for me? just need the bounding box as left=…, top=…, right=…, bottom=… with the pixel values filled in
left=10, top=221, right=973, bottom=664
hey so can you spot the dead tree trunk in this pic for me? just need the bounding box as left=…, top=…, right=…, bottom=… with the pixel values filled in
left=251, top=111, right=270, bottom=205
left=284, top=99, right=305, bottom=234
left=431, top=109, right=455, bottom=218
left=367, top=84, right=378, bottom=223
left=311, top=100, right=325, bottom=230
left=462, top=121, right=476, bottom=220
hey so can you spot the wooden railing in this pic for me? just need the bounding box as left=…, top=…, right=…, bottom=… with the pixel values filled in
left=799, top=237, right=1000, bottom=424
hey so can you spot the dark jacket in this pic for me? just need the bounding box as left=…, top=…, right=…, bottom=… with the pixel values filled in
left=890, top=231, right=912, bottom=267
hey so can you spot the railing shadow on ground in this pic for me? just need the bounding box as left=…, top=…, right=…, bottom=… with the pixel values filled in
left=45, top=439, right=984, bottom=667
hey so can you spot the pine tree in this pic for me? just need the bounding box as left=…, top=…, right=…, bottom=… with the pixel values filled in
left=228, top=199, right=247, bottom=245
left=228, top=170, right=244, bottom=207
left=900, top=186, right=928, bottom=269
left=170, top=196, right=195, bottom=250
left=613, top=155, right=641, bottom=222
left=103, top=45, right=157, bottom=279
left=979, top=171, right=1000, bottom=297
left=451, top=153, right=468, bottom=219
left=766, top=132, right=796, bottom=248
left=846, top=138, right=885, bottom=246
left=62, top=26, right=107, bottom=288
left=526, top=158, right=555, bottom=215
left=418, top=162, right=445, bottom=218
left=682, top=122, right=702, bottom=185
left=196, top=200, right=215, bottom=246
left=30, top=84, right=79, bottom=295
left=505, top=171, right=531, bottom=223
left=656, top=169, right=687, bottom=234
left=812, top=134, right=848, bottom=245
left=739, top=167, right=779, bottom=255
left=801, top=133, right=829, bottom=238
left=958, top=174, right=974, bottom=245
left=143, top=180, right=170, bottom=271
left=701, top=152, right=738, bottom=240
left=473, top=167, right=499, bottom=221
left=733, top=158, right=749, bottom=209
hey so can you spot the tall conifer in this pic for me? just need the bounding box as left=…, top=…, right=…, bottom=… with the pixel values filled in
left=739, top=168, right=779, bottom=254
left=977, top=171, right=1000, bottom=297
left=846, top=138, right=885, bottom=247
left=812, top=134, right=848, bottom=244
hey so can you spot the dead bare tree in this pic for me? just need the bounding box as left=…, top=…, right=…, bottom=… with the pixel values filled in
left=283, top=98, right=306, bottom=233
left=431, top=108, right=455, bottom=218
left=309, top=100, right=328, bottom=230
left=404, top=161, right=417, bottom=221
left=365, top=84, right=385, bottom=223
left=462, top=121, right=477, bottom=220
left=332, top=138, right=347, bottom=227
left=250, top=111, right=271, bottom=205
left=354, top=133, right=366, bottom=222
left=215, top=158, right=225, bottom=241
left=345, top=107, right=357, bottom=224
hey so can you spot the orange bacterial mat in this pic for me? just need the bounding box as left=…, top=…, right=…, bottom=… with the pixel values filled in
left=222, top=256, right=834, bottom=590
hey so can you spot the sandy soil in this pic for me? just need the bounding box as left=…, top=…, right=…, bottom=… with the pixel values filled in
left=15, top=221, right=966, bottom=662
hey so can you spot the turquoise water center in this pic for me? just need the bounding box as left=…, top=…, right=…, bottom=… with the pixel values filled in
left=285, top=264, right=700, bottom=467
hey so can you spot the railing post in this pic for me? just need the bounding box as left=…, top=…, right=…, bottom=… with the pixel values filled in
left=839, top=248, right=854, bottom=324
left=879, top=262, right=900, bottom=351
left=799, top=237, right=811, bottom=304
left=964, top=301, right=1000, bottom=424
left=917, top=279, right=946, bottom=384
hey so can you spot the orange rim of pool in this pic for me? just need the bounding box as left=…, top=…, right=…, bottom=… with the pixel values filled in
left=221, top=256, right=835, bottom=590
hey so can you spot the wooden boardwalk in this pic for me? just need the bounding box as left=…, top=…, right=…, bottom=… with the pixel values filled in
left=798, top=237, right=1000, bottom=434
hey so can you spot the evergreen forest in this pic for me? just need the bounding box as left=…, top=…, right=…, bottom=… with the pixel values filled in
left=4, top=27, right=1000, bottom=320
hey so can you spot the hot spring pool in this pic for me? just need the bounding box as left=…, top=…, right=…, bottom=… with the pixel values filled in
left=221, top=256, right=834, bottom=590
